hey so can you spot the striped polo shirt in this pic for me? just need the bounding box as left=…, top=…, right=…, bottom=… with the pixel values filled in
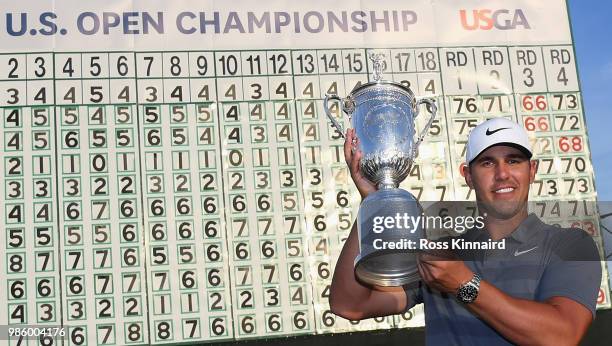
left=404, top=213, right=602, bottom=345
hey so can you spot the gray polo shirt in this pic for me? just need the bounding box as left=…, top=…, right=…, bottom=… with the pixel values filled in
left=404, top=214, right=602, bottom=345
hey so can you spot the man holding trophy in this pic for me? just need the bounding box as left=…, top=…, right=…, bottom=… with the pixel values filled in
left=328, top=56, right=601, bottom=345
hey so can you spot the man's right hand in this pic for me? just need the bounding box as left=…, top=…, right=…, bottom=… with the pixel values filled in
left=344, top=128, right=376, bottom=199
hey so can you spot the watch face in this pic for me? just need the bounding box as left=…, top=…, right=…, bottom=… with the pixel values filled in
left=459, top=285, right=478, bottom=302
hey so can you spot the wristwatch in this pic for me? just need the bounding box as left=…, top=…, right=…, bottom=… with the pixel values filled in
left=456, top=273, right=481, bottom=304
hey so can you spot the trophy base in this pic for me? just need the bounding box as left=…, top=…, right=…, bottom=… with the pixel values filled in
left=354, top=188, right=423, bottom=287
left=354, top=251, right=420, bottom=287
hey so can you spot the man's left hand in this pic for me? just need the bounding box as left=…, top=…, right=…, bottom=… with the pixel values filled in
left=417, top=250, right=474, bottom=294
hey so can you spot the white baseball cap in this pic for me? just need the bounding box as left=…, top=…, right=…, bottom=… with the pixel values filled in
left=466, top=118, right=532, bottom=164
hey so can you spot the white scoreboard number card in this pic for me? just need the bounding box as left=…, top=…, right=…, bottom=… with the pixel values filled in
left=0, top=0, right=609, bottom=345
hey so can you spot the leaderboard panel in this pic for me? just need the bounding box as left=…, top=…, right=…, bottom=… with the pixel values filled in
left=0, top=45, right=608, bottom=346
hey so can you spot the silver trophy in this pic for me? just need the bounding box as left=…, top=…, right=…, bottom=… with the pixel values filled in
left=324, top=53, right=437, bottom=286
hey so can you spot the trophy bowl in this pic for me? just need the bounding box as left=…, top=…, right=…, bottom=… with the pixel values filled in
left=345, top=81, right=417, bottom=187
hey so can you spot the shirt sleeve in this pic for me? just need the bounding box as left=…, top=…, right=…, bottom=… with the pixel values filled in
left=536, top=229, right=602, bottom=318
left=403, top=280, right=424, bottom=311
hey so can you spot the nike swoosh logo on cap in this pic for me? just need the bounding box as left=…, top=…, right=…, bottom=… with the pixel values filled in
left=485, top=127, right=510, bottom=136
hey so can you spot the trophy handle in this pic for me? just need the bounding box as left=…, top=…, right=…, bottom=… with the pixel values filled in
left=412, top=98, right=438, bottom=158
left=324, top=94, right=353, bottom=139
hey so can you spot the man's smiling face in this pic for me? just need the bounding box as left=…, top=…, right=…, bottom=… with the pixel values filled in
left=462, top=145, right=537, bottom=220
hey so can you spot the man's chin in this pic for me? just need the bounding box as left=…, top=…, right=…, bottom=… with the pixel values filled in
left=478, top=200, right=526, bottom=220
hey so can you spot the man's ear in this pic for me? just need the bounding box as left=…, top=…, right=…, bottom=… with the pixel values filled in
left=529, top=159, right=538, bottom=184
left=460, top=162, right=474, bottom=188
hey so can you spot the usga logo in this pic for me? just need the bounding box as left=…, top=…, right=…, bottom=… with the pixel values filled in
left=460, top=9, right=531, bottom=30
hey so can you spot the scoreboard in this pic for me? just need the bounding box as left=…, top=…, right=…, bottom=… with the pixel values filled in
left=0, top=0, right=609, bottom=345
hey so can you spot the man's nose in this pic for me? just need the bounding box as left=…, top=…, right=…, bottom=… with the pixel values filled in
left=494, top=162, right=510, bottom=180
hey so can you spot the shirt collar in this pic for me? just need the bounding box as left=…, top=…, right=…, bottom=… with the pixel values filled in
left=508, top=213, right=545, bottom=243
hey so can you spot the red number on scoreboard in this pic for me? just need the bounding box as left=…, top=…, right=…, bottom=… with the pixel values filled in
left=570, top=221, right=597, bottom=236
left=522, top=95, right=547, bottom=112
left=597, top=288, right=605, bottom=305
left=524, top=116, right=549, bottom=132
left=558, top=136, right=583, bottom=152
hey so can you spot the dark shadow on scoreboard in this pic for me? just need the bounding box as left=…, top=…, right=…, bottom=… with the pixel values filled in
left=211, top=310, right=611, bottom=345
